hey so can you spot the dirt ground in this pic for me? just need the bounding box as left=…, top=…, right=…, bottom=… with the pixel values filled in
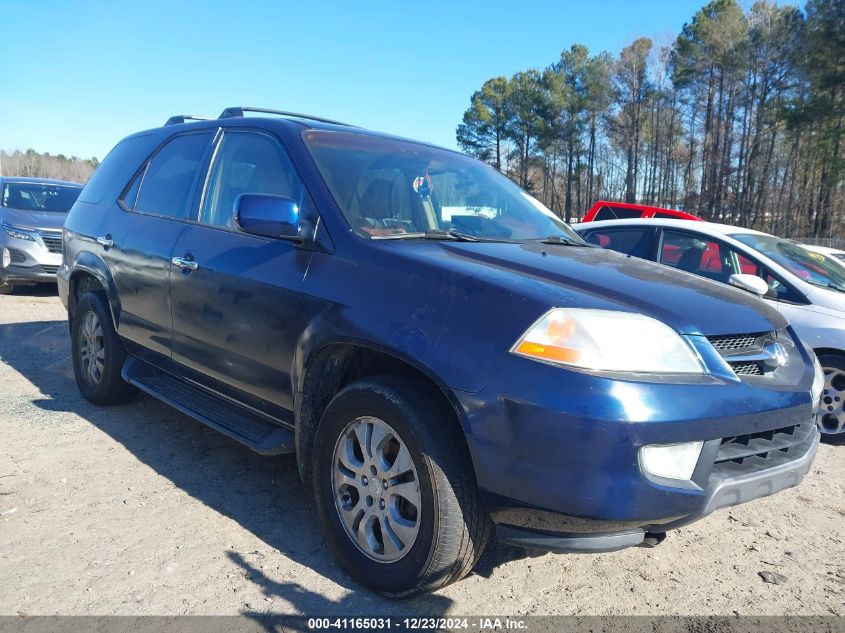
left=0, top=286, right=842, bottom=618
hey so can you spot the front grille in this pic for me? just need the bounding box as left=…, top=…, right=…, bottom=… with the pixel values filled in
left=730, top=361, right=764, bottom=376
left=5, top=264, right=59, bottom=276
left=710, top=420, right=815, bottom=481
left=707, top=331, right=774, bottom=352
left=707, top=331, right=777, bottom=376
left=39, top=233, right=62, bottom=254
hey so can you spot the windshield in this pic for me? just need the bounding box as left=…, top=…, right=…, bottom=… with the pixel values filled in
left=733, top=233, right=845, bottom=293
left=304, top=131, right=581, bottom=242
left=1, top=182, right=82, bottom=213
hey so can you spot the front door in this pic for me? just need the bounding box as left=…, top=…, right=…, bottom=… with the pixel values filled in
left=169, top=130, right=313, bottom=415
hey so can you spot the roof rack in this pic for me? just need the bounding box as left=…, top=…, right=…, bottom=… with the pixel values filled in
left=218, top=106, right=356, bottom=127
left=164, top=115, right=212, bottom=126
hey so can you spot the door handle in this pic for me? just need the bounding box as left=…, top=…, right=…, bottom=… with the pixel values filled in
left=171, top=256, right=199, bottom=271
left=96, top=235, right=113, bottom=248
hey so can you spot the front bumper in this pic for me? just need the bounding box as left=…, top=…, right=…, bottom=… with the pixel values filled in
left=455, top=352, right=820, bottom=553
left=1, top=232, right=62, bottom=284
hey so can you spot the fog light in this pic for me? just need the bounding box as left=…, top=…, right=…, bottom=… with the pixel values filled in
left=640, top=441, right=703, bottom=481
left=2, top=248, right=9, bottom=268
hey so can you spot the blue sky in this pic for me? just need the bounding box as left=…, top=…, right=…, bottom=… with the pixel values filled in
left=1, top=0, right=714, bottom=161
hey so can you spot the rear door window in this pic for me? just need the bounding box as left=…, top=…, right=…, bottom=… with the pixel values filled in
left=582, top=228, right=655, bottom=259
left=135, top=132, right=213, bottom=220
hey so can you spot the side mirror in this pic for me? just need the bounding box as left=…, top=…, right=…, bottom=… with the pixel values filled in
left=728, top=273, right=769, bottom=297
left=235, top=193, right=300, bottom=240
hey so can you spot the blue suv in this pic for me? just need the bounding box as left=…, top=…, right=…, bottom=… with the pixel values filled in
left=60, top=107, right=823, bottom=597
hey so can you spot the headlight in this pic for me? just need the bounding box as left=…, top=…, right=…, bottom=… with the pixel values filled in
left=2, top=222, right=36, bottom=242
left=810, top=352, right=824, bottom=413
left=511, top=308, right=705, bottom=374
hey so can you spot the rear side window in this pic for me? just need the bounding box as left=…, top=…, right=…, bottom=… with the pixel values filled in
left=135, top=133, right=213, bottom=220
left=583, top=228, right=654, bottom=259
left=200, top=131, right=303, bottom=228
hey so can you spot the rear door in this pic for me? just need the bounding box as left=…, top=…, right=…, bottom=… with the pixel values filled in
left=108, top=130, right=215, bottom=363
left=169, top=129, right=313, bottom=416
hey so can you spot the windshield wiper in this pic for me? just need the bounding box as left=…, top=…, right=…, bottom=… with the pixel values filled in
left=423, top=229, right=481, bottom=242
left=372, top=230, right=485, bottom=242
left=536, top=235, right=591, bottom=246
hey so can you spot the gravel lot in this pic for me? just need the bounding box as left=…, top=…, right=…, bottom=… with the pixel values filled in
left=0, top=287, right=843, bottom=617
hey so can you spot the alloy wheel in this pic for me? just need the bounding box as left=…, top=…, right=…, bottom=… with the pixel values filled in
left=331, top=416, right=421, bottom=563
left=819, top=366, right=845, bottom=435
left=79, top=311, right=105, bottom=388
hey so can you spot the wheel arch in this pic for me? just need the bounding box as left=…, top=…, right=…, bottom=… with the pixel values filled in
left=67, top=254, right=121, bottom=329
left=814, top=347, right=845, bottom=362
left=294, top=341, right=470, bottom=483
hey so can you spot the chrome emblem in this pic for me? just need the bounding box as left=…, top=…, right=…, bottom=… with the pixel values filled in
left=761, top=342, right=788, bottom=370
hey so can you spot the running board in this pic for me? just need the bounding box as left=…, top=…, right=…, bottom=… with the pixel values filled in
left=122, top=357, right=295, bottom=455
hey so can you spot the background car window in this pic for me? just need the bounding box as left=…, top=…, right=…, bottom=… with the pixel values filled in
left=583, top=228, right=654, bottom=259
left=593, top=206, right=643, bottom=220
left=200, top=132, right=303, bottom=229
left=135, top=133, right=212, bottom=220
left=659, top=231, right=737, bottom=282
left=1, top=183, right=80, bottom=212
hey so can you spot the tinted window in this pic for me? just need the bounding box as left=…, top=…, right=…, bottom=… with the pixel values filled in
left=200, top=132, right=303, bottom=228
left=594, top=206, right=643, bottom=220
left=135, top=133, right=212, bottom=220
left=1, top=183, right=81, bottom=212
left=120, top=171, right=142, bottom=210
left=583, top=228, right=654, bottom=259
left=660, top=231, right=739, bottom=283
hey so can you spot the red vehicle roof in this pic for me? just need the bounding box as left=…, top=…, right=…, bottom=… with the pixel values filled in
left=582, top=200, right=703, bottom=222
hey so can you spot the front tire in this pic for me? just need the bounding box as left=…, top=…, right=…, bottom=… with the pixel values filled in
left=71, top=292, right=137, bottom=405
left=0, top=281, right=13, bottom=295
left=312, top=376, right=490, bottom=597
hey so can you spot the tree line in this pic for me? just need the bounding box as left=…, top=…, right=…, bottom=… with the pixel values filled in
left=0, top=149, right=97, bottom=184
left=456, top=0, right=844, bottom=238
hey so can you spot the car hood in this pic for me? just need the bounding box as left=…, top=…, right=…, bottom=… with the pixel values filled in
left=406, top=241, right=786, bottom=336
left=0, top=206, right=67, bottom=231
left=801, top=285, right=845, bottom=315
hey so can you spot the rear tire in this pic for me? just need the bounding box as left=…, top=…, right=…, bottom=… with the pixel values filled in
left=71, top=292, right=137, bottom=405
left=0, top=281, right=13, bottom=295
left=818, top=353, right=845, bottom=444
left=312, top=375, right=490, bottom=597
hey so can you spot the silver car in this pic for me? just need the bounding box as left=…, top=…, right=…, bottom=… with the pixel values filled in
left=0, top=177, right=83, bottom=294
left=574, top=218, right=845, bottom=441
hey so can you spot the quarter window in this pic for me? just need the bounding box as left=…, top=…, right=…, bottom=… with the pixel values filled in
left=200, top=132, right=303, bottom=229
left=135, top=133, right=213, bottom=219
